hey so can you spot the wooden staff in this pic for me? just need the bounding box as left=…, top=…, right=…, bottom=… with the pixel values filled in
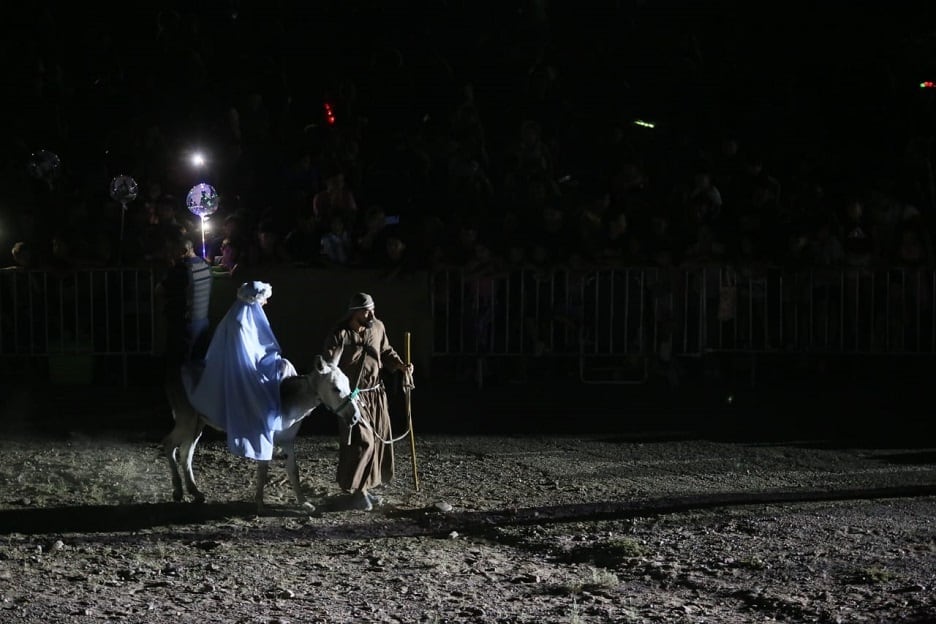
left=404, top=331, right=420, bottom=491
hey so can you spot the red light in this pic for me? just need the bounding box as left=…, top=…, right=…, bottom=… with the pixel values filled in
left=324, top=102, right=336, bottom=125
left=920, top=81, right=936, bottom=89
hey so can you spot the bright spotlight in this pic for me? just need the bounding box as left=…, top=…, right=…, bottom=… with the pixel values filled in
left=191, top=152, right=206, bottom=167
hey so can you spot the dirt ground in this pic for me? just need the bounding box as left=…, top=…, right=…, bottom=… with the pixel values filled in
left=1, top=380, right=935, bottom=624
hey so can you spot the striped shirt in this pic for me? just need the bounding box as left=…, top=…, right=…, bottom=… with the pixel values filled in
left=185, top=256, right=212, bottom=321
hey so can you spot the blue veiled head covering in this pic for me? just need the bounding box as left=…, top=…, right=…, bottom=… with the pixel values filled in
left=238, top=281, right=273, bottom=305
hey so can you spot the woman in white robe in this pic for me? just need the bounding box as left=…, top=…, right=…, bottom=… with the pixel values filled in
left=184, top=281, right=296, bottom=460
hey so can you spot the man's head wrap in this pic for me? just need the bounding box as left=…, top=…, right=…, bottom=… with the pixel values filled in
left=348, top=292, right=375, bottom=311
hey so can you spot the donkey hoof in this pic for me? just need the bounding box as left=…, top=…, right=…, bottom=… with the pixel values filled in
left=301, top=501, right=316, bottom=512
left=172, top=490, right=184, bottom=502
left=193, top=493, right=206, bottom=504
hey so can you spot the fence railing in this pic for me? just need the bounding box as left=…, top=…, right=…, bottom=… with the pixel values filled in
left=4, top=266, right=936, bottom=385
left=430, top=265, right=936, bottom=382
left=0, top=267, right=156, bottom=382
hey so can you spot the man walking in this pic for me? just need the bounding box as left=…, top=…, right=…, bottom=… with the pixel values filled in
left=323, top=292, right=414, bottom=511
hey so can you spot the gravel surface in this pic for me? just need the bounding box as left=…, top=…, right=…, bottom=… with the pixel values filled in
left=1, top=422, right=935, bottom=623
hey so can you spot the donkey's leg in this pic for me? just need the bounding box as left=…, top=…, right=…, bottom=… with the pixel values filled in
left=163, top=416, right=203, bottom=502
left=281, top=440, right=313, bottom=510
left=162, top=434, right=185, bottom=502
left=179, top=429, right=206, bottom=503
left=164, top=372, right=208, bottom=504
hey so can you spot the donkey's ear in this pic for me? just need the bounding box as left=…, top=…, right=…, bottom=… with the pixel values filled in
left=323, top=352, right=340, bottom=369
left=314, top=355, right=328, bottom=374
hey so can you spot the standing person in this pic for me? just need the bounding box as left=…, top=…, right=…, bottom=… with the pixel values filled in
left=322, top=292, right=414, bottom=511
left=157, top=235, right=213, bottom=369
left=184, top=281, right=297, bottom=460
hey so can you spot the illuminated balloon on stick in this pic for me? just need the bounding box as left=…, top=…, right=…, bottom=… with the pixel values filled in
left=110, top=174, right=139, bottom=262
left=186, top=183, right=219, bottom=259
left=186, top=182, right=219, bottom=217
left=110, top=174, right=139, bottom=205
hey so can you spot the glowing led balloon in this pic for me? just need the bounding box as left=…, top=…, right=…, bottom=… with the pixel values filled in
left=28, top=150, right=62, bottom=183
left=111, top=174, right=139, bottom=259
left=109, top=174, right=139, bottom=205
left=186, top=183, right=219, bottom=218
left=186, top=183, right=219, bottom=259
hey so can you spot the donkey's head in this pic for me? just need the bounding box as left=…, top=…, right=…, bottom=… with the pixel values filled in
left=310, top=355, right=362, bottom=427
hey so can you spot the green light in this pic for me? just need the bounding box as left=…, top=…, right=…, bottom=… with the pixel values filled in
left=633, top=119, right=655, bottom=129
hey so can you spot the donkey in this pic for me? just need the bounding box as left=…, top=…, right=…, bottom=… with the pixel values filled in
left=162, top=354, right=361, bottom=513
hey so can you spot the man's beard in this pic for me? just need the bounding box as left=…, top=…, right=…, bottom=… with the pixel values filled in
left=363, top=318, right=375, bottom=329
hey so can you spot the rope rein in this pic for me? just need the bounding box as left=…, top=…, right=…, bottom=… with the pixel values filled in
left=352, top=411, right=411, bottom=445
left=337, top=330, right=411, bottom=446
left=341, top=382, right=412, bottom=445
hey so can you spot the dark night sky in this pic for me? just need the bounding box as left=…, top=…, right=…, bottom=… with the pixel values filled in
left=4, top=3, right=935, bottom=121
left=2, top=2, right=936, bottom=185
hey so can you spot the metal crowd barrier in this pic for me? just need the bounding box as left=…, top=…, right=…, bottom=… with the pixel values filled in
left=0, top=267, right=156, bottom=383
left=430, top=266, right=936, bottom=384
left=4, top=266, right=935, bottom=387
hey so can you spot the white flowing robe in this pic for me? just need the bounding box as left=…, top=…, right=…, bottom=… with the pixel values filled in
left=183, top=300, right=296, bottom=460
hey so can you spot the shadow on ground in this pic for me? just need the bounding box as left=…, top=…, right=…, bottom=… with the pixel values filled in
left=5, top=484, right=936, bottom=538
left=0, top=501, right=257, bottom=535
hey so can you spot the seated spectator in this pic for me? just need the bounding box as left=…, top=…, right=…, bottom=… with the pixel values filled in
left=372, top=226, right=422, bottom=278
left=839, top=198, right=879, bottom=268
left=313, top=167, right=358, bottom=236
left=592, top=210, right=632, bottom=267
left=681, top=224, right=728, bottom=268
left=528, top=204, right=576, bottom=270
left=575, top=190, right=612, bottom=267
left=352, top=205, right=390, bottom=267
left=447, top=144, right=495, bottom=223
left=413, top=214, right=448, bottom=272
left=320, top=214, right=353, bottom=267
left=283, top=203, right=321, bottom=266
left=463, top=239, right=506, bottom=278
left=155, top=194, right=193, bottom=237
left=205, top=213, right=248, bottom=262
left=514, top=119, right=555, bottom=179
left=684, top=171, right=723, bottom=217
left=246, top=219, right=290, bottom=268
left=4, top=241, right=36, bottom=270
left=645, top=215, right=680, bottom=268
left=804, top=218, right=845, bottom=268
left=211, top=237, right=242, bottom=277
left=891, top=220, right=934, bottom=269
left=734, top=232, right=771, bottom=277
left=441, top=219, right=483, bottom=268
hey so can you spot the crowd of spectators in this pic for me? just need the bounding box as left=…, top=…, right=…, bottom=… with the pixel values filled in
left=3, top=4, right=936, bottom=284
